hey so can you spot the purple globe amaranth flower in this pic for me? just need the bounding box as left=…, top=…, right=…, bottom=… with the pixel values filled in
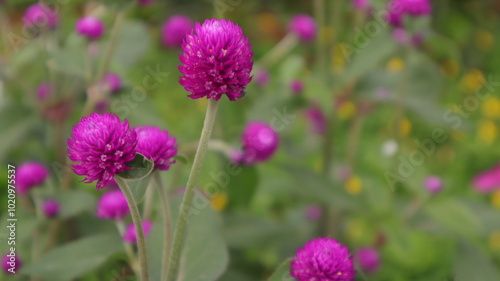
left=355, top=247, right=380, bottom=273
left=255, top=69, right=270, bottom=87
left=97, top=190, right=130, bottom=220
left=162, top=15, right=193, bottom=48
left=123, top=220, right=153, bottom=243
left=134, top=126, right=177, bottom=171
left=68, top=112, right=137, bottom=190
left=473, top=164, right=500, bottom=193
left=424, top=175, right=442, bottom=194
left=76, top=16, right=105, bottom=40
left=2, top=253, right=22, bottom=274
left=239, top=122, right=279, bottom=164
left=289, top=14, right=317, bottom=43
left=402, top=0, right=432, bottom=16
left=17, top=162, right=49, bottom=195
left=291, top=237, right=356, bottom=281
left=23, top=3, right=59, bottom=31
left=290, top=79, right=304, bottom=95
left=43, top=199, right=60, bottom=218
left=179, top=18, right=254, bottom=101
left=306, top=105, right=327, bottom=135
left=100, top=73, right=122, bottom=94
left=37, top=82, right=52, bottom=100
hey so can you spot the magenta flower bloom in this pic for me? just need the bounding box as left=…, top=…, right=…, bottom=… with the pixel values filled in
left=402, top=0, right=432, bottom=16
left=306, top=105, right=327, bottom=135
left=17, top=162, right=49, bottom=195
left=76, top=16, right=105, bottom=40
left=2, top=253, right=22, bottom=274
left=138, top=0, right=155, bottom=5
left=237, top=122, right=279, bottom=164
left=290, top=237, right=356, bottom=280
left=289, top=14, right=317, bottom=43
left=68, top=112, right=137, bottom=190
left=161, top=15, right=193, bottom=48
left=123, top=220, right=153, bottom=243
left=23, top=3, right=59, bottom=31
left=355, top=247, right=380, bottom=273
left=353, top=0, right=370, bottom=10
left=179, top=18, right=253, bottom=101
left=255, top=69, right=270, bottom=87
left=100, top=72, right=122, bottom=94
left=134, top=126, right=177, bottom=171
left=290, top=79, right=304, bottom=95
left=473, top=164, right=500, bottom=193
left=424, top=175, right=442, bottom=194
left=306, top=205, right=323, bottom=221
left=36, top=82, right=52, bottom=100
left=97, top=190, right=130, bottom=220
left=43, top=199, right=60, bottom=218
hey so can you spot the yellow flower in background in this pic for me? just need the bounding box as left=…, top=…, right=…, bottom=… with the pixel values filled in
left=482, top=97, right=500, bottom=119
left=461, top=68, right=485, bottom=93
left=395, top=117, right=412, bottom=137
left=489, top=231, right=500, bottom=250
left=440, top=59, right=460, bottom=78
left=337, top=101, right=356, bottom=120
left=210, top=192, right=228, bottom=212
left=478, top=120, right=498, bottom=144
left=475, top=30, right=495, bottom=52
left=386, top=57, right=405, bottom=73
left=332, top=44, right=345, bottom=74
left=491, top=190, right=500, bottom=209
left=345, top=175, right=363, bottom=194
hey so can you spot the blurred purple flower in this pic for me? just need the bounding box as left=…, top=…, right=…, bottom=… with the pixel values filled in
left=236, top=122, right=279, bottom=164
left=355, top=247, right=380, bottom=273
left=134, top=126, right=177, bottom=171
left=353, top=0, right=370, bottom=10
left=179, top=18, right=253, bottom=101
left=412, top=32, right=425, bottom=46
left=123, top=220, right=153, bottom=243
left=391, top=28, right=410, bottom=45
left=289, top=14, right=317, bottom=43
left=17, top=162, right=49, bottom=195
left=386, top=0, right=431, bottom=27
left=76, top=16, right=105, bottom=40
left=161, top=15, right=193, bottom=48
left=67, top=112, right=137, bottom=190
left=36, top=82, right=52, bottom=100
left=255, top=69, right=270, bottom=87
left=138, top=0, right=155, bottom=5
left=100, top=72, right=122, bottom=94
left=473, top=164, right=500, bottom=193
left=305, top=205, right=323, bottom=221
left=97, top=190, right=130, bottom=220
left=43, top=199, right=60, bottom=218
left=424, top=175, right=442, bottom=194
left=23, top=3, right=59, bottom=31
left=2, top=253, right=22, bottom=274
left=290, top=237, right=356, bottom=280
left=306, top=105, right=327, bottom=135
left=290, top=79, right=303, bottom=95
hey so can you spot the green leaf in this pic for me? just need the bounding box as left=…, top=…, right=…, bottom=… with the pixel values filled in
left=55, top=190, right=96, bottom=219
left=268, top=258, right=294, bottom=281
left=174, top=154, right=189, bottom=165
left=454, top=241, right=500, bottom=281
left=21, top=234, right=123, bottom=281
left=111, top=20, right=152, bottom=69
left=227, top=166, right=259, bottom=209
left=128, top=173, right=153, bottom=204
left=0, top=106, right=37, bottom=162
left=147, top=192, right=229, bottom=281
left=117, top=153, right=154, bottom=180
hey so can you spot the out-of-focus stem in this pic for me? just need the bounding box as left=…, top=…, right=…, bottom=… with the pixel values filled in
left=115, top=220, right=140, bottom=275
left=154, top=172, right=173, bottom=281
left=256, top=33, right=298, bottom=68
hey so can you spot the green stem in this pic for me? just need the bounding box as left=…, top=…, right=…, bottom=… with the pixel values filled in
left=166, top=99, right=220, bottom=281
left=142, top=180, right=155, bottom=220
left=96, top=11, right=124, bottom=82
left=256, top=32, right=298, bottom=68
left=154, top=172, right=173, bottom=281
left=115, top=176, right=150, bottom=281
left=346, top=114, right=365, bottom=168
left=115, top=220, right=140, bottom=275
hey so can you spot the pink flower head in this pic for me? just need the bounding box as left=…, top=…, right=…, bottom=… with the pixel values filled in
left=289, top=14, right=317, bottom=43
left=76, top=16, right=105, bottom=40
left=123, top=220, right=153, bottom=243
left=473, top=164, right=500, bottom=193
left=306, top=205, right=323, bottom=221
left=290, top=79, right=304, bottom=95
left=402, top=0, right=432, bottom=16
left=97, top=190, right=130, bottom=220
left=17, top=162, right=49, bottom=195
left=37, top=82, right=52, bottom=100
left=355, top=247, right=380, bottom=273
left=424, top=175, right=442, bottom=194
left=2, top=253, right=22, bottom=274
left=306, top=105, right=327, bottom=135
left=255, top=69, right=270, bottom=87
left=134, top=126, right=177, bottom=171
left=100, top=72, right=122, bottom=94
left=138, top=0, right=155, bottom=5
left=237, top=122, right=279, bottom=164
left=67, top=112, right=137, bottom=190
left=43, top=199, right=60, bottom=218
left=23, top=3, right=59, bottom=31
left=291, top=237, right=356, bottom=280
left=161, top=15, right=193, bottom=48
left=179, top=18, right=254, bottom=101
left=391, top=28, right=410, bottom=45
left=353, top=0, right=370, bottom=10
